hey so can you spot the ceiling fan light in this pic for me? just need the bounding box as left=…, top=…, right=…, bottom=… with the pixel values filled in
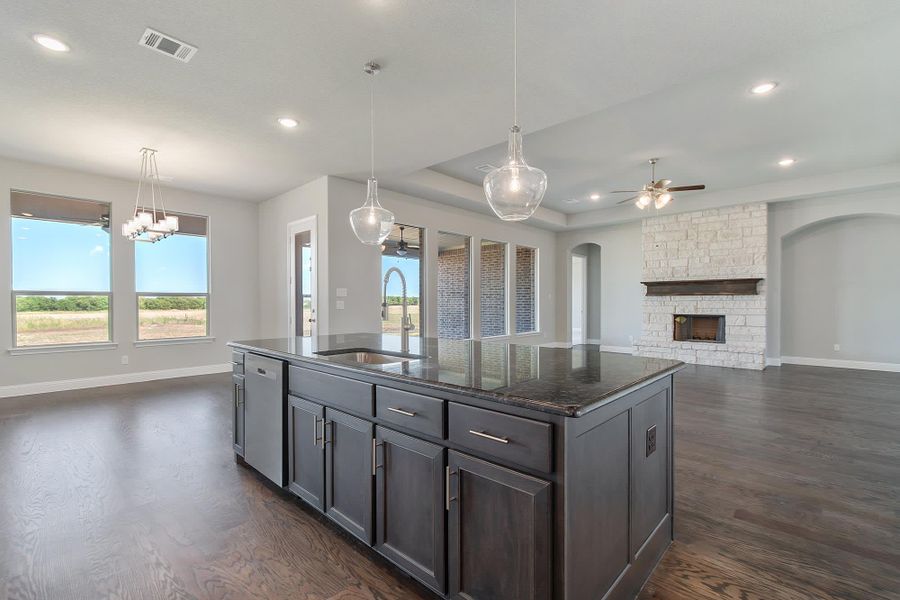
left=655, top=192, right=672, bottom=209
left=636, top=193, right=652, bottom=209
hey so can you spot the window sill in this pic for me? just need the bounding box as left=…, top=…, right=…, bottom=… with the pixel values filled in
left=514, top=331, right=541, bottom=338
left=8, top=342, right=118, bottom=355
left=133, top=336, right=216, bottom=348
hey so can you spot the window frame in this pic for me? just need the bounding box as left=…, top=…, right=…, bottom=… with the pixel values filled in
left=10, top=190, right=114, bottom=350
left=437, top=230, right=473, bottom=340
left=134, top=211, right=211, bottom=343
left=514, top=244, right=540, bottom=336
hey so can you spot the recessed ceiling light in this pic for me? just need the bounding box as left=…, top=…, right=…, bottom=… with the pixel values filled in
left=21, top=212, right=33, bottom=217
left=778, top=157, right=796, bottom=167
left=589, top=193, right=600, bottom=201
left=33, top=34, right=69, bottom=52
left=750, top=81, right=778, bottom=95
left=565, top=198, right=579, bottom=204
left=277, top=117, right=299, bottom=128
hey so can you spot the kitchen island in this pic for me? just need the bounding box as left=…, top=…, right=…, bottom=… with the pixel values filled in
left=227, top=334, right=683, bottom=600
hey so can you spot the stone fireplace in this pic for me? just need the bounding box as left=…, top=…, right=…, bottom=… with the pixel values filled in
left=634, top=203, right=767, bottom=369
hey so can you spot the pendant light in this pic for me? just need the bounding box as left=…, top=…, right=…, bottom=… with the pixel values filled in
left=483, top=0, right=547, bottom=221
left=122, top=148, right=179, bottom=243
left=350, top=61, right=395, bottom=245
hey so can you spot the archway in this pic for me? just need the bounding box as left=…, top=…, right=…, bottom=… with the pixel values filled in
left=570, top=243, right=601, bottom=345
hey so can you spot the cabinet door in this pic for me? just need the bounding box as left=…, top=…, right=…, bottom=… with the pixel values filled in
left=288, top=396, right=325, bottom=511
left=630, top=388, right=671, bottom=555
left=325, top=407, right=374, bottom=544
left=448, top=451, right=551, bottom=600
left=232, top=374, right=245, bottom=456
left=374, top=426, right=445, bottom=593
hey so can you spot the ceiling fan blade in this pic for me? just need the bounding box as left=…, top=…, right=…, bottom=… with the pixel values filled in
left=653, top=179, right=671, bottom=188
left=610, top=190, right=639, bottom=194
left=666, top=184, right=706, bottom=192
left=616, top=195, right=639, bottom=205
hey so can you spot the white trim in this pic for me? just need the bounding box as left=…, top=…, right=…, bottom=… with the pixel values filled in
left=133, top=336, right=216, bottom=347
left=599, top=345, right=634, bottom=354
left=766, top=357, right=782, bottom=367
left=0, top=363, right=232, bottom=399
left=586, top=338, right=602, bottom=345
left=779, top=355, right=900, bottom=373
left=539, top=341, right=573, bottom=348
left=9, top=341, right=118, bottom=355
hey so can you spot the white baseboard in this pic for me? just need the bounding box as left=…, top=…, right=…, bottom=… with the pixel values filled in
left=765, top=357, right=782, bottom=367
left=779, top=355, right=900, bottom=373
left=0, top=363, right=233, bottom=399
left=599, top=345, right=635, bottom=354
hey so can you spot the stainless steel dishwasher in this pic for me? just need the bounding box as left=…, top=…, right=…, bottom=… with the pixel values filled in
left=243, top=353, right=287, bottom=486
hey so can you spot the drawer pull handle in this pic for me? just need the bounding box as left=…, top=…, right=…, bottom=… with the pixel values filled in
left=469, top=430, right=509, bottom=444
left=387, top=407, right=416, bottom=418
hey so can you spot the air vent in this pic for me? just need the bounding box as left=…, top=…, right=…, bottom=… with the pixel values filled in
left=139, top=28, right=197, bottom=63
left=475, top=163, right=499, bottom=173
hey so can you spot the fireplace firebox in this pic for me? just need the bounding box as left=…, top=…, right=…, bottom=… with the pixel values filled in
left=673, top=314, right=725, bottom=343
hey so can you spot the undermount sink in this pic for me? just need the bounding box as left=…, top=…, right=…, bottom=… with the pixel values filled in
left=315, top=348, right=427, bottom=365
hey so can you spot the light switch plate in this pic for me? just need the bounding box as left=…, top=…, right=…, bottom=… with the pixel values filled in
left=336, top=300, right=345, bottom=310
left=336, top=288, right=348, bottom=297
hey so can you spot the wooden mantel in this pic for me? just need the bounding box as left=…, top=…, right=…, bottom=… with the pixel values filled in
left=641, top=278, right=764, bottom=296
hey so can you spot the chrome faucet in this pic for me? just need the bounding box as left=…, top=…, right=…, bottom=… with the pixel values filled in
left=382, top=266, right=415, bottom=353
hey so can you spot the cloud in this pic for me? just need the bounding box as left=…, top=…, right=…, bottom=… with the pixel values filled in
left=89, top=245, right=104, bottom=256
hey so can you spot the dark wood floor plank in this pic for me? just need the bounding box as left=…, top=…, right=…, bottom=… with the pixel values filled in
left=1, top=365, right=898, bottom=599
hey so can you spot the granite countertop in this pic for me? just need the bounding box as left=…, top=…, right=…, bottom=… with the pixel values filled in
left=228, top=333, right=683, bottom=417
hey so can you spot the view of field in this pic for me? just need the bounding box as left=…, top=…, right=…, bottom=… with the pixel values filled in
left=382, top=304, right=420, bottom=336
left=14, top=295, right=207, bottom=346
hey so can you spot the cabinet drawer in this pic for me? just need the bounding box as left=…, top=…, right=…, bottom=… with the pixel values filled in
left=376, top=387, right=444, bottom=439
left=231, top=351, right=245, bottom=374
left=448, top=403, right=552, bottom=473
left=289, top=366, right=374, bottom=415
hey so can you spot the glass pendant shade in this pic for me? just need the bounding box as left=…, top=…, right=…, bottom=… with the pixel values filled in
left=350, top=177, right=394, bottom=245
left=484, top=126, right=547, bottom=221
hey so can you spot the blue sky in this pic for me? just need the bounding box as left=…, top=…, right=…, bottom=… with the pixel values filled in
left=12, top=217, right=207, bottom=294
left=382, top=255, right=420, bottom=298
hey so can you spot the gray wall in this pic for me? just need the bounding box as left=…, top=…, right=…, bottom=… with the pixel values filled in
left=781, top=215, right=900, bottom=364
left=0, top=156, right=260, bottom=390
left=571, top=243, right=603, bottom=342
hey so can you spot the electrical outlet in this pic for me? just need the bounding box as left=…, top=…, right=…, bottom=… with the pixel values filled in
left=336, top=300, right=345, bottom=310
left=121, top=355, right=129, bottom=365
left=646, top=425, right=657, bottom=457
left=833, top=344, right=840, bottom=352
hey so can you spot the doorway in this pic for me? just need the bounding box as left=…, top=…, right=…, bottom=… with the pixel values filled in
left=288, top=217, right=317, bottom=337
left=570, top=243, right=601, bottom=345
left=571, top=254, right=587, bottom=344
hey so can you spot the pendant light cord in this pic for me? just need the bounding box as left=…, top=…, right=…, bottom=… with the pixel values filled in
left=370, top=71, right=376, bottom=179
left=513, top=0, right=518, bottom=127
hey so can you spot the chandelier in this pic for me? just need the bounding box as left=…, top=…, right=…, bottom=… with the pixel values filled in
left=122, top=147, right=179, bottom=243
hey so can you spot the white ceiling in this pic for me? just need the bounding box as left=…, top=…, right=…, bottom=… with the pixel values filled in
left=2, top=0, right=900, bottom=213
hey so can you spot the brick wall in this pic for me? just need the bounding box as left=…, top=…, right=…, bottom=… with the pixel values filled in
left=515, top=246, right=536, bottom=333
left=635, top=203, right=767, bottom=369
left=480, top=242, right=506, bottom=337
left=437, top=246, right=470, bottom=339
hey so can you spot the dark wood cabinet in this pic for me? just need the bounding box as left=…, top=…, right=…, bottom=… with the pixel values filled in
left=447, top=450, right=551, bottom=600
left=324, top=407, right=374, bottom=544
left=630, top=388, right=671, bottom=554
left=288, top=395, right=325, bottom=510
left=232, top=374, right=245, bottom=456
left=374, top=426, right=446, bottom=594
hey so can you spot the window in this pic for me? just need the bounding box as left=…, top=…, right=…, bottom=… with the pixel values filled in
left=480, top=240, right=507, bottom=337
left=515, top=245, right=538, bottom=333
left=381, top=224, right=424, bottom=338
left=135, top=213, right=209, bottom=340
left=437, top=232, right=471, bottom=339
left=11, top=191, right=112, bottom=348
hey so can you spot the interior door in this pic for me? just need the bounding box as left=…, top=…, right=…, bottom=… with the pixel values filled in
left=447, top=451, right=551, bottom=600
left=374, top=426, right=446, bottom=593
left=324, top=407, right=374, bottom=544
left=571, top=254, right=587, bottom=344
left=289, top=217, right=317, bottom=337
left=288, top=395, right=325, bottom=510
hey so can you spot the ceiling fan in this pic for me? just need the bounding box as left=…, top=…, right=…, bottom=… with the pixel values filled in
left=612, top=158, right=705, bottom=210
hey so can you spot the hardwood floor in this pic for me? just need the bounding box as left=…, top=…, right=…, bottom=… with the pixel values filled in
left=0, top=365, right=897, bottom=599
